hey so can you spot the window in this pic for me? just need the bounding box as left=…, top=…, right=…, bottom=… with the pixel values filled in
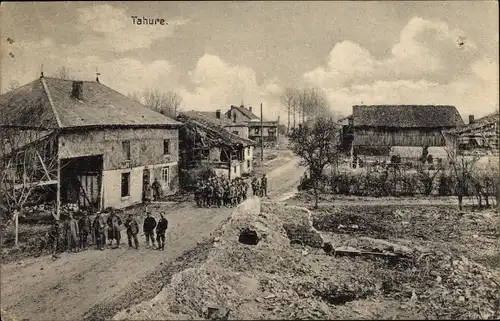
left=121, top=172, right=130, bottom=197
left=247, top=160, right=251, bottom=168
left=232, top=131, right=239, bottom=136
left=163, top=139, right=171, bottom=155
left=122, top=141, right=131, bottom=160
left=161, top=166, right=170, bottom=187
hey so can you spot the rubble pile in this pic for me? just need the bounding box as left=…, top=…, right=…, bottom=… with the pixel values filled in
left=114, top=200, right=499, bottom=320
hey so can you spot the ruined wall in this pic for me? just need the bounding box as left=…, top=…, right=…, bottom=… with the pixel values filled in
left=225, top=126, right=249, bottom=140
left=59, top=128, right=179, bottom=170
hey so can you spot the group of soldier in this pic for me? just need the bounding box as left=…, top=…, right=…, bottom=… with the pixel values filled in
left=42, top=207, right=168, bottom=260
left=194, top=173, right=268, bottom=207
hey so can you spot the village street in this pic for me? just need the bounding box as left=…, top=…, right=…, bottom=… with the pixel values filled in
left=0, top=151, right=304, bottom=321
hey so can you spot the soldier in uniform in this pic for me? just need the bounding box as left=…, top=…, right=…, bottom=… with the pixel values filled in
left=93, top=211, right=107, bottom=251
left=201, top=182, right=208, bottom=207
left=107, top=209, right=123, bottom=248
left=207, top=181, right=214, bottom=208
left=230, top=182, right=237, bottom=207
left=215, top=182, right=224, bottom=208
left=152, top=178, right=162, bottom=201
left=242, top=179, right=249, bottom=200
left=124, top=213, right=140, bottom=249
left=155, top=212, right=168, bottom=251
left=194, top=182, right=202, bottom=207
left=78, top=212, right=92, bottom=250
left=251, top=177, right=258, bottom=196
left=223, top=182, right=230, bottom=207
left=261, top=173, right=268, bottom=197
left=143, top=209, right=157, bottom=249
left=65, top=213, right=79, bottom=253
left=48, top=217, right=61, bottom=259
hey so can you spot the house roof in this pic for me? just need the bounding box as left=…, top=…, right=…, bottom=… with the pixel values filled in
left=177, top=113, right=255, bottom=148
left=229, top=105, right=260, bottom=121
left=445, top=111, right=499, bottom=135
left=352, top=105, right=464, bottom=128
left=182, top=110, right=246, bottom=127
left=0, top=77, right=181, bottom=129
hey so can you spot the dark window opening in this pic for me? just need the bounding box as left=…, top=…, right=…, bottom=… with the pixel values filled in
left=164, top=139, right=171, bottom=155
left=122, top=141, right=131, bottom=160
left=121, top=172, right=130, bottom=197
left=232, top=131, right=239, bottom=136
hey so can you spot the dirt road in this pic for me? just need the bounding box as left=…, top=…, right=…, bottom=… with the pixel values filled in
left=0, top=154, right=303, bottom=321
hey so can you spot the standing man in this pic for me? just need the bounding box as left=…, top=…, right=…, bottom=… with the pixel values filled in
left=194, top=182, right=202, bottom=207
left=106, top=209, right=122, bottom=248
left=243, top=180, right=249, bottom=200
left=125, top=213, right=140, bottom=249
left=48, top=217, right=61, bottom=259
left=78, top=212, right=92, bottom=250
left=261, top=173, right=268, bottom=197
left=143, top=209, right=157, bottom=249
left=207, top=181, right=214, bottom=208
left=152, top=178, right=162, bottom=201
left=93, top=211, right=106, bottom=251
left=65, top=213, right=79, bottom=253
left=155, top=212, right=168, bottom=251
left=251, top=177, right=258, bottom=196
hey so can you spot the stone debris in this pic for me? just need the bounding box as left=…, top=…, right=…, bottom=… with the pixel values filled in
left=112, top=200, right=500, bottom=320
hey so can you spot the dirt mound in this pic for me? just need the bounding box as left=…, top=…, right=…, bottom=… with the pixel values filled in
left=113, top=200, right=500, bottom=320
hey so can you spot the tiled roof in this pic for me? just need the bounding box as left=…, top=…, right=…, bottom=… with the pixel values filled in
left=353, top=105, right=464, bottom=128
left=0, top=77, right=181, bottom=129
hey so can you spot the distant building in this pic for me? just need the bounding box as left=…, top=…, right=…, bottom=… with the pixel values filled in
left=225, top=104, right=279, bottom=144
left=341, top=105, right=465, bottom=159
left=176, top=112, right=256, bottom=181
left=181, top=110, right=249, bottom=140
left=0, top=76, right=182, bottom=211
left=446, top=111, right=499, bottom=152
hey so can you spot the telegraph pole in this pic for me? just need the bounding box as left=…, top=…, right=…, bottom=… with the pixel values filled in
left=277, top=115, right=280, bottom=146
left=260, top=103, right=264, bottom=162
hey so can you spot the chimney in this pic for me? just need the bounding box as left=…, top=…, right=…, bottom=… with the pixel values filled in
left=249, top=106, right=252, bottom=112
left=240, top=104, right=244, bottom=108
left=72, top=81, right=83, bottom=100
left=468, top=114, right=475, bottom=124
left=216, top=109, right=221, bottom=119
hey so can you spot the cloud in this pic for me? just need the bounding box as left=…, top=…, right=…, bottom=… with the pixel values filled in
left=0, top=37, right=180, bottom=96
left=75, top=4, right=189, bottom=53
left=179, top=54, right=282, bottom=119
left=304, top=17, right=498, bottom=118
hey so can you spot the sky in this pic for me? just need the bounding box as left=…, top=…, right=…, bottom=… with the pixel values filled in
left=1, top=1, right=498, bottom=121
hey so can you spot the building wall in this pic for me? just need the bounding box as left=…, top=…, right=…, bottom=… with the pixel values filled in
left=248, top=124, right=278, bottom=141
left=225, top=125, right=249, bottom=140
left=354, top=127, right=449, bottom=147
left=243, top=146, right=253, bottom=173
left=59, top=128, right=179, bottom=209
left=101, top=161, right=178, bottom=209
left=59, top=128, right=179, bottom=170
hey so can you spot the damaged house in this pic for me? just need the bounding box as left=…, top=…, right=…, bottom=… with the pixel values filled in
left=445, top=112, right=500, bottom=153
left=181, top=109, right=250, bottom=140
left=0, top=76, right=182, bottom=214
left=225, top=104, right=279, bottom=144
left=176, top=112, right=256, bottom=181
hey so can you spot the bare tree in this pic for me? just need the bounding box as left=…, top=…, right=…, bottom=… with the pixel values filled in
left=8, top=80, right=20, bottom=91
left=0, top=129, right=58, bottom=246
left=444, top=146, right=480, bottom=210
left=280, top=88, right=299, bottom=132
left=56, top=66, right=71, bottom=80
left=297, top=88, right=331, bottom=124
left=289, top=117, right=341, bottom=208
left=127, top=91, right=143, bottom=104
left=137, top=89, right=182, bottom=118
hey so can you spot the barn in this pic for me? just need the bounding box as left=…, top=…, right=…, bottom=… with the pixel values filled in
left=347, top=105, right=464, bottom=160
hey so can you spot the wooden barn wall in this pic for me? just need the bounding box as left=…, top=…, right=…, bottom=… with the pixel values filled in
left=354, top=127, right=447, bottom=147
left=59, top=128, right=179, bottom=170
